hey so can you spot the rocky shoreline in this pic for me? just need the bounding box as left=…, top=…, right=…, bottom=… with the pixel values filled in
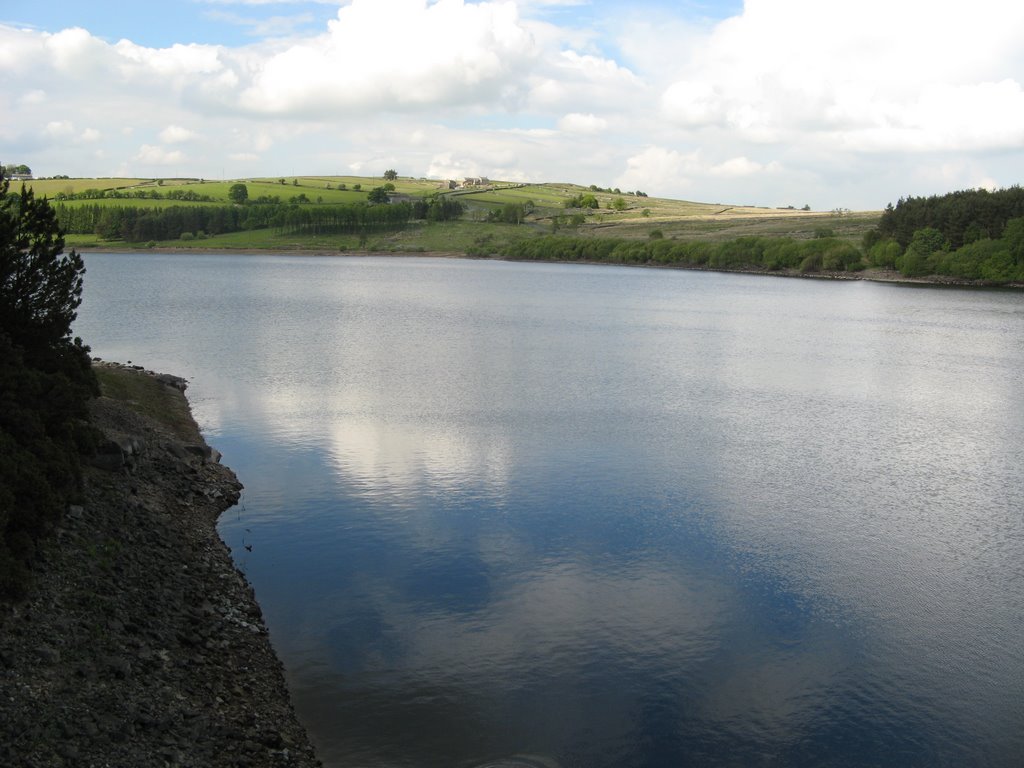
left=0, top=364, right=321, bottom=767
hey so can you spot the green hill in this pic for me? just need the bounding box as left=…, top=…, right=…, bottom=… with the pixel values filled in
left=20, top=175, right=879, bottom=252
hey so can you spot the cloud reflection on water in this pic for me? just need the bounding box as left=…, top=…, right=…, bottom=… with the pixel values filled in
left=74, top=255, right=1024, bottom=766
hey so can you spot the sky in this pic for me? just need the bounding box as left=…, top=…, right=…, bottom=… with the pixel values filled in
left=2, top=0, right=1023, bottom=210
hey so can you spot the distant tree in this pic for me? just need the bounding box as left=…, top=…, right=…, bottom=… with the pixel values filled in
left=896, top=226, right=947, bottom=277
left=565, top=193, right=599, bottom=210
left=612, top=197, right=627, bottom=211
left=495, top=203, right=526, bottom=224
left=382, top=182, right=396, bottom=192
left=1003, top=217, right=1024, bottom=265
left=228, top=183, right=249, bottom=204
left=292, top=179, right=299, bottom=186
left=906, top=227, right=948, bottom=257
left=3, top=164, right=31, bottom=176
left=383, top=169, right=398, bottom=181
left=278, top=178, right=286, bottom=185
left=353, top=183, right=361, bottom=191
left=367, top=187, right=390, bottom=204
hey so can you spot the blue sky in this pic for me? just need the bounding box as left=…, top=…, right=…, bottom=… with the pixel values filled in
left=2, top=0, right=1022, bottom=210
left=2, top=1, right=743, bottom=47
left=2, top=0, right=340, bottom=47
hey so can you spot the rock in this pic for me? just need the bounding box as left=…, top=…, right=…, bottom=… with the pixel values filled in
left=0, top=363, right=322, bottom=768
left=165, top=441, right=188, bottom=460
left=58, top=743, right=80, bottom=761
left=154, top=373, right=188, bottom=391
left=91, top=440, right=125, bottom=471
left=36, top=645, right=61, bottom=664
left=185, top=444, right=213, bottom=461
left=102, top=655, right=132, bottom=679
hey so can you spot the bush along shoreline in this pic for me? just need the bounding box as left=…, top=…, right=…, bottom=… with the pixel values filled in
left=0, top=362, right=322, bottom=767
left=495, top=232, right=1024, bottom=287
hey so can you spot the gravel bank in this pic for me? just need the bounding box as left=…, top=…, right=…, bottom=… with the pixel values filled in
left=0, top=365, right=321, bottom=767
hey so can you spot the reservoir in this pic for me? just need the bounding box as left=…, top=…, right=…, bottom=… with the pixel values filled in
left=75, top=254, right=1024, bottom=767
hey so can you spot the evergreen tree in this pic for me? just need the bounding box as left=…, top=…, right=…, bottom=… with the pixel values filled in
left=1, top=169, right=97, bottom=598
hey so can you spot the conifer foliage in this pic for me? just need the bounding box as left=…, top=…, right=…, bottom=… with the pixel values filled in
left=1, top=170, right=97, bottom=598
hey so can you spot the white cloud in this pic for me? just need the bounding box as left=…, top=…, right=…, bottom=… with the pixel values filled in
left=4, top=2, right=1024, bottom=208
left=135, top=144, right=186, bottom=165
left=44, top=120, right=75, bottom=138
left=113, top=39, right=226, bottom=79
left=661, top=81, right=722, bottom=127
left=238, top=0, right=540, bottom=114
left=557, top=112, right=607, bottom=134
left=426, top=152, right=481, bottom=181
left=616, top=146, right=702, bottom=193
left=528, top=49, right=644, bottom=114
left=44, top=27, right=109, bottom=75
left=160, top=125, right=200, bottom=144
left=19, top=89, right=46, bottom=106
left=710, top=156, right=780, bottom=178
left=658, top=0, right=1024, bottom=153
left=616, top=146, right=787, bottom=201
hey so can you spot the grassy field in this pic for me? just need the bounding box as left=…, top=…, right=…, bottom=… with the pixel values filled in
left=26, top=178, right=154, bottom=196
left=38, top=174, right=880, bottom=252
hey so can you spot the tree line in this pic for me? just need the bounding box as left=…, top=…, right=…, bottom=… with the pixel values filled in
left=864, top=187, right=1024, bottom=281
left=54, top=187, right=217, bottom=202
left=499, top=226, right=1023, bottom=283
left=498, top=234, right=864, bottom=273
left=871, top=186, right=1024, bottom=250
left=54, top=196, right=464, bottom=242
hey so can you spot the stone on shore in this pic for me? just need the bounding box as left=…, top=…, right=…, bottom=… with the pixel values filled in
left=0, top=364, right=322, bottom=767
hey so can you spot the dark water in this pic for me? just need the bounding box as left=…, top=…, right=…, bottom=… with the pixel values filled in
left=75, top=254, right=1024, bottom=767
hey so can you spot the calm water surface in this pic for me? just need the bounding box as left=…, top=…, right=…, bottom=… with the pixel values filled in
left=75, top=254, right=1024, bottom=767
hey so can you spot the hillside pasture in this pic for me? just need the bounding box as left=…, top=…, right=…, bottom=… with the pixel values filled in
left=42, top=174, right=881, bottom=253
left=25, top=178, right=154, bottom=197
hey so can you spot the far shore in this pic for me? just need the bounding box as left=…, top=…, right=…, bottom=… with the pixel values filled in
left=75, top=244, right=1024, bottom=290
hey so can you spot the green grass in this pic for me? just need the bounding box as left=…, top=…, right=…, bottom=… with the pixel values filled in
left=26, top=178, right=154, bottom=197
left=37, top=175, right=455, bottom=207
left=94, top=365, right=198, bottom=440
